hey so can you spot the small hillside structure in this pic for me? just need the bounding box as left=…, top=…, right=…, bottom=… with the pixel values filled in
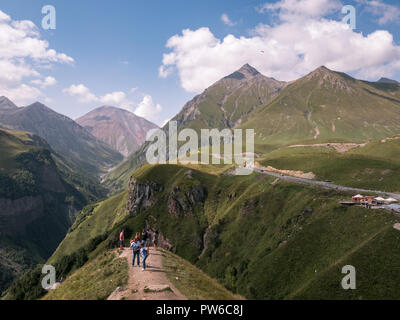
left=350, top=194, right=399, bottom=207
left=385, top=198, right=398, bottom=204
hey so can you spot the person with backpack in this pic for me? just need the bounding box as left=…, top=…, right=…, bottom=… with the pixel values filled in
left=130, top=237, right=141, bottom=267
left=135, top=232, right=141, bottom=242
left=140, top=242, right=150, bottom=271
left=141, top=229, right=148, bottom=244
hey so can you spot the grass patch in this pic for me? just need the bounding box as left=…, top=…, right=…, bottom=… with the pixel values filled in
left=49, top=191, right=129, bottom=262
left=161, top=249, right=242, bottom=300
left=43, top=251, right=128, bottom=300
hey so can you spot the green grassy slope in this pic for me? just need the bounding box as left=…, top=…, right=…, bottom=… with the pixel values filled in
left=43, top=251, right=128, bottom=300
left=161, top=248, right=243, bottom=300
left=19, top=163, right=400, bottom=300
left=292, top=226, right=400, bottom=300
left=127, top=165, right=400, bottom=299
left=48, top=191, right=129, bottom=263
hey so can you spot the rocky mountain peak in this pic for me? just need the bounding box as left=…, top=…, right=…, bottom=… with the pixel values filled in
left=304, top=65, right=355, bottom=92
left=377, top=77, right=398, bottom=84
left=224, top=63, right=261, bottom=81
left=237, top=63, right=261, bottom=76
left=0, top=96, right=18, bottom=110
left=308, top=65, right=335, bottom=76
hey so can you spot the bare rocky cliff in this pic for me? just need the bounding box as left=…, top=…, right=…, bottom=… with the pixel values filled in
left=126, top=172, right=207, bottom=217
left=126, top=177, right=163, bottom=214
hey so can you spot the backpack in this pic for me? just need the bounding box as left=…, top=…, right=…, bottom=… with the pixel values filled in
left=132, top=242, right=140, bottom=253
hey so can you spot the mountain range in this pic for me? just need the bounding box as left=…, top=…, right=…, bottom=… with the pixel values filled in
left=2, top=63, right=400, bottom=300
left=104, top=64, right=400, bottom=193
left=0, top=99, right=123, bottom=177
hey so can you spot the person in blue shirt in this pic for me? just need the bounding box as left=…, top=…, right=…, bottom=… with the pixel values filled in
left=130, top=237, right=141, bottom=267
left=140, top=242, right=150, bottom=271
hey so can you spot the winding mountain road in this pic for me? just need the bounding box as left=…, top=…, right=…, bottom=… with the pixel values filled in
left=254, top=168, right=400, bottom=202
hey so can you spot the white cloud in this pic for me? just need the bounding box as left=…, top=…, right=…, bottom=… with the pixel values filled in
left=0, top=9, right=73, bottom=104
left=159, top=0, right=400, bottom=93
left=356, top=0, right=400, bottom=25
left=0, top=84, right=41, bottom=105
left=63, top=84, right=134, bottom=111
left=31, top=76, right=57, bottom=88
left=99, top=91, right=126, bottom=105
left=221, top=13, right=236, bottom=26
left=134, top=94, right=162, bottom=123
left=258, top=0, right=342, bottom=20
left=0, top=59, right=39, bottom=85
left=63, top=84, right=98, bottom=103
left=0, top=10, right=11, bottom=22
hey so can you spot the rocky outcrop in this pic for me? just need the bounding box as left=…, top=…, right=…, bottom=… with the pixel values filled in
left=168, top=185, right=207, bottom=216
left=126, top=177, right=163, bottom=214
left=153, top=231, right=173, bottom=251
left=241, top=199, right=259, bottom=216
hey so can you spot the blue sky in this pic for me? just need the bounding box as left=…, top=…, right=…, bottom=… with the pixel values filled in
left=0, top=0, right=400, bottom=126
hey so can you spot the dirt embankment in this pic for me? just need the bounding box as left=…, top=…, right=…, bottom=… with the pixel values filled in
left=381, top=136, right=400, bottom=143
left=289, top=142, right=366, bottom=153
left=254, top=162, right=315, bottom=180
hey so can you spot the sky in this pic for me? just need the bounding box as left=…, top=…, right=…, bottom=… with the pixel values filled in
left=0, top=0, right=400, bottom=126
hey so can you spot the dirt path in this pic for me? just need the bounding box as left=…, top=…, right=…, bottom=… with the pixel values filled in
left=107, top=248, right=186, bottom=300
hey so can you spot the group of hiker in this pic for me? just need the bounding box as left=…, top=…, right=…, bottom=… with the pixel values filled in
left=119, top=229, right=159, bottom=271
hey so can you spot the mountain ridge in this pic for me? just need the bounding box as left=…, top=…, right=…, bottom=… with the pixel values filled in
left=377, top=77, right=398, bottom=84
left=104, top=64, right=400, bottom=193
left=0, top=96, right=18, bottom=110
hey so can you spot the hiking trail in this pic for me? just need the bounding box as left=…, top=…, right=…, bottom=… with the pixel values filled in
left=107, top=247, right=186, bottom=300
